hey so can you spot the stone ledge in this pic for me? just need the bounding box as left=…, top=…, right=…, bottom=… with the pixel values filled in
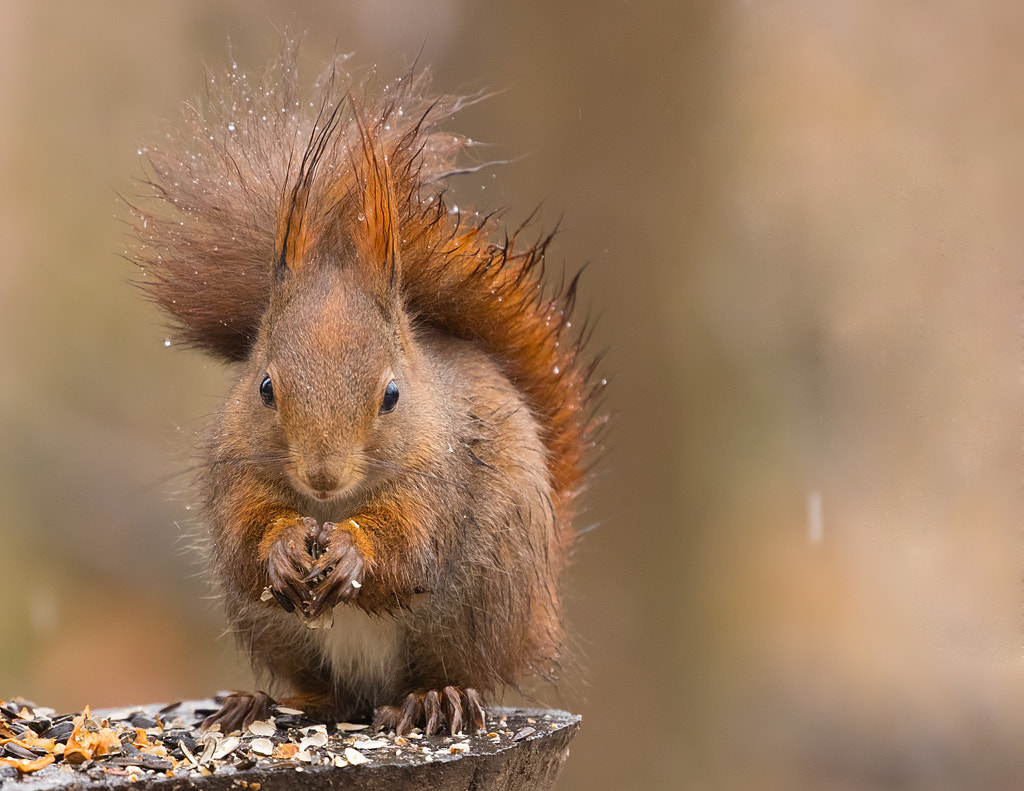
left=0, top=699, right=580, bottom=791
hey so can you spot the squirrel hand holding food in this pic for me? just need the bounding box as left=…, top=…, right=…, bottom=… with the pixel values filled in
left=128, top=46, right=602, bottom=736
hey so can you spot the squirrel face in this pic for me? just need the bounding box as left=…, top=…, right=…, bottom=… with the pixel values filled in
left=251, top=263, right=421, bottom=505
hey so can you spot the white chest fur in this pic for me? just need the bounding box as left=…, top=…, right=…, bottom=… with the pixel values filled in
left=313, top=605, right=405, bottom=691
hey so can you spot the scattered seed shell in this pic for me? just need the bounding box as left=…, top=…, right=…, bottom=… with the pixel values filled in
left=304, top=610, right=334, bottom=630
left=247, top=720, right=276, bottom=737
left=249, top=738, right=274, bottom=756
left=0, top=698, right=575, bottom=782
left=344, top=747, right=368, bottom=765
left=178, top=739, right=200, bottom=768
left=212, top=735, right=240, bottom=760
left=298, top=731, right=328, bottom=751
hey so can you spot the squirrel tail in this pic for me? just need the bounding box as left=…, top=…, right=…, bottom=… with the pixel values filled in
left=127, top=43, right=604, bottom=537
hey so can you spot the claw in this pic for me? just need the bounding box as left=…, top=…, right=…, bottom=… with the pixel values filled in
left=201, top=691, right=276, bottom=733
left=441, top=686, right=462, bottom=735
left=303, top=563, right=332, bottom=585
left=396, top=693, right=424, bottom=737
left=373, top=704, right=401, bottom=733
left=423, top=689, right=441, bottom=736
left=373, top=687, right=485, bottom=736
left=463, top=688, right=485, bottom=733
left=271, top=589, right=296, bottom=613
left=302, top=524, right=365, bottom=616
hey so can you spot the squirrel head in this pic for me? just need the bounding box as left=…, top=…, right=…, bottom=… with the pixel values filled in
left=244, top=115, right=430, bottom=505
left=252, top=262, right=423, bottom=504
left=133, top=53, right=603, bottom=515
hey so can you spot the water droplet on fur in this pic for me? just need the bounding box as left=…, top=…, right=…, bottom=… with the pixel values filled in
left=163, top=338, right=172, bottom=347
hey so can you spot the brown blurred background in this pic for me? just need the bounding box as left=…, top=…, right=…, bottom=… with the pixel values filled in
left=1, top=2, right=1021, bottom=789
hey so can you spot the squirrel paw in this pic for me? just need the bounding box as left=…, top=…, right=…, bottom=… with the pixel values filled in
left=201, top=690, right=276, bottom=733
left=302, top=521, right=366, bottom=618
left=265, top=516, right=321, bottom=615
left=373, top=686, right=485, bottom=737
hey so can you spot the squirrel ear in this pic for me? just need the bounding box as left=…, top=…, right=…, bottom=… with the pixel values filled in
left=272, top=103, right=401, bottom=304
left=274, top=100, right=348, bottom=279
left=274, top=180, right=311, bottom=280
left=351, top=126, right=401, bottom=301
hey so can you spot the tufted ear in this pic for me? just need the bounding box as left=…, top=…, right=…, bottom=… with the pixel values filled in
left=272, top=99, right=401, bottom=318
left=349, top=119, right=402, bottom=312
left=274, top=177, right=311, bottom=280
left=274, top=100, right=348, bottom=280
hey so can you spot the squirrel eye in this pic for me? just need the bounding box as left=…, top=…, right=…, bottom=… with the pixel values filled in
left=259, top=373, right=276, bottom=409
left=380, top=379, right=399, bottom=414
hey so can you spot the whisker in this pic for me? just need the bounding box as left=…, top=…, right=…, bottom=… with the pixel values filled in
left=360, top=454, right=464, bottom=491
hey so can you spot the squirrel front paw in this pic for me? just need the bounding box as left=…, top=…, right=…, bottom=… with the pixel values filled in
left=302, top=520, right=367, bottom=618
left=263, top=515, right=321, bottom=615
left=261, top=516, right=370, bottom=622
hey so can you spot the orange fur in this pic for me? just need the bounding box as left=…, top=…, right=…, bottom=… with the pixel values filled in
left=127, top=43, right=603, bottom=731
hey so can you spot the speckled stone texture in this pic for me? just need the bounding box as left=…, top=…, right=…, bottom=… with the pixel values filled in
left=0, top=701, right=580, bottom=791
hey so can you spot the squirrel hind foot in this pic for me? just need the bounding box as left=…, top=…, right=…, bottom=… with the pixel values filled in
left=201, top=690, right=277, bottom=733
left=374, top=686, right=484, bottom=738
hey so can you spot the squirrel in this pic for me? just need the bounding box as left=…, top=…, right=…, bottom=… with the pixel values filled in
left=126, top=44, right=603, bottom=737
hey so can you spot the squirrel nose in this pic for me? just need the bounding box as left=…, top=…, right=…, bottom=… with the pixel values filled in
left=304, top=469, right=340, bottom=497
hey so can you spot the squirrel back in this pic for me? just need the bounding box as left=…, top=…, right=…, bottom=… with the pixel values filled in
left=129, top=46, right=602, bottom=531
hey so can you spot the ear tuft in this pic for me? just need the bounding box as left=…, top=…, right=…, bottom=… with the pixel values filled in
left=350, top=116, right=401, bottom=297
left=274, top=100, right=348, bottom=277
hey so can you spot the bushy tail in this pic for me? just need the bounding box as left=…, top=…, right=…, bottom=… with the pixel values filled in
left=126, top=43, right=604, bottom=530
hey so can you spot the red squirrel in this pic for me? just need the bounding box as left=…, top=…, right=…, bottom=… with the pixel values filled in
left=127, top=45, right=602, bottom=736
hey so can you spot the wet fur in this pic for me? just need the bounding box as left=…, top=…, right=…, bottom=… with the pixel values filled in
left=127, top=42, right=602, bottom=720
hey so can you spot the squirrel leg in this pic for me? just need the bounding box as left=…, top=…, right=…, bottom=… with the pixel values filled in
left=373, top=687, right=485, bottom=737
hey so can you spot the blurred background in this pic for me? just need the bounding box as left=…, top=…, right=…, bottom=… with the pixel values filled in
left=1, top=2, right=1021, bottom=788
